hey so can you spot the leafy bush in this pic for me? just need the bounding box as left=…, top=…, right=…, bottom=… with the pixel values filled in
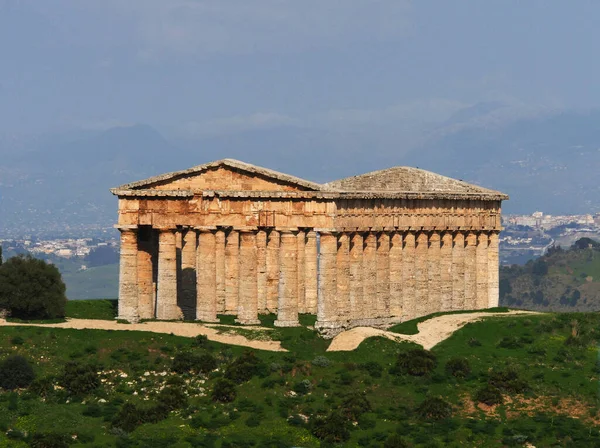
left=0, top=255, right=67, bottom=319
left=384, top=435, right=411, bottom=448
left=60, top=362, right=99, bottom=395
left=157, top=386, right=187, bottom=410
left=391, top=348, right=437, bottom=376
left=225, top=351, right=267, bottom=382
left=360, top=361, right=383, bottom=378
left=415, top=397, right=452, bottom=421
left=0, top=355, right=35, bottom=390
left=341, top=392, right=372, bottom=421
left=30, top=377, right=55, bottom=399
left=28, top=433, right=74, bottom=448
left=311, top=411, right=351, bottom=443
left=171, top=352, right=217, bottom=374
left=293, top=379, right=312, bottom=395
left=11, top=336, right=24, bottom=345
left=212, top=378, right=237, bottom=403
left=488, top=367, right=529, bottom=394
left=474, top=385, right=503, bottom=406
left=311, top=356, right=331, bottom=367
left=445, top=357, right=471, bottom=379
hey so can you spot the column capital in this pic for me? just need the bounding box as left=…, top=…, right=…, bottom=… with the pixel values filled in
left=237, top=226, right=259, bottom=233
left=314, top=228, right=338, bottom=234
left=275, top=227, right=299, bottom=233
left=194, top=226, right=217, bottom=232
left=155, top=226, right=177, bottom=232
left=114, top=225, right=138, bottom=232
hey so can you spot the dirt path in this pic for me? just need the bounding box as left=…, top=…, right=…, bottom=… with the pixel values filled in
left=327, top=310, right=540, bottom=352
left=0, top=318, right=286, bottom=352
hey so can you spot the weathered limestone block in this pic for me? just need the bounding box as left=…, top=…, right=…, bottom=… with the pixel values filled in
left=488, top=232, right=500, bottom=307
left=305, top=230, right=318, bottom=314
left=402, top=232, right=416, bottom=320
left=157, top=228, right=181, bottom=320
left=464, top=232, right=477, bottom=310
left=440, top=232, right=453, bottom=311
left=476, top=232, right=489, bottom=309
left=452, top=232, right=465, bottom=310
left=196, top=228, right=219, bottom=322
left=349, top=232, right=364, bottom=319
left=336, top=233, right=351, bottom=320
left=376, top=232, right=390, bottom=317
left=266, top=230, right=280, bottom=312
left=427, top=232, right=441, bottom=315
left=415, top=232, right=429, bottom=318
left=225, top=229, right=239, bottom=313
left=118, top=228, right=139, bottom=322
left=137, top=232, right=155, bottom=320
left=180, top=228, right=197, bottom=320
left=215, top=228, right=226, bottom=313
left=297, top=230, right=307, bottom=313
left=237, top=230, right=260, bottom=324
left=275, top=230, right=300, bottom=327
left=315, top=231, right=340, bottom=335
left=256, top=229, right=268, bottom=313
left=389, top=232, right=402, bottom=318
left=363, top=232, right=377, bottom=319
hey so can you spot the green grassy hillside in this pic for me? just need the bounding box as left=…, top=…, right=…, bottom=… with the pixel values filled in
left=501, top=238, right=600, bottom=311
left=1, top=307, right=599, bottom=447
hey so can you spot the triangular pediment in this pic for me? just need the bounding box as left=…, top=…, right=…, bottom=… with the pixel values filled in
left=112, top=159, right=325, bottom=193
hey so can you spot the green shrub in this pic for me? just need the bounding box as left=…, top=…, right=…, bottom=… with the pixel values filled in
left=360, top=361, right=383, bottom=378
left=311, top=411, right=351, bottom=443
left=157, top=386, right=187, bottom=410
left=171, top=352, right=217, bottom=374
left=311, top=356, right=331, bottom=367
left=341, top=392, right=372, bottom=421
left=225, top=351, right=266, bottom=382
left=391, top=348, right=437, bottom=376
left=11, top=336, right=24, bottom=345
left=384, top=434, right=411, bottom=448
left=60, top=362, right=99, bottom=396
left=445, top=357, right=471, bottom=379
left=212, top=378, right=237, bottom=403
left=474, top=385, right=503, bottom=406
left=0, top=255, right=67, bottom=319
left=0, top=355, right=35, bottom=390
left=29, top=432, right=74, bottom=448
left=245, top=414, right=261, bottom=427
left=293, top=379, right=312, bottom=395
left=488, top=367, right=529, bottom=394
left=415, top=397, right=452, bottom=421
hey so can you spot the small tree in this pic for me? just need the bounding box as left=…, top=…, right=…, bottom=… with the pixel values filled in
left=0, top=355, right=35, bottom=390
left=0, top=255, right=67, bottom=319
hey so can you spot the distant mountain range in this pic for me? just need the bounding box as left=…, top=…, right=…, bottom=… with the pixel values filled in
left=1, top=105, right=599, bottom=236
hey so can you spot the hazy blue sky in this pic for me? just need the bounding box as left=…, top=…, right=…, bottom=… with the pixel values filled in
left=1, top=0, right=599, bottom=139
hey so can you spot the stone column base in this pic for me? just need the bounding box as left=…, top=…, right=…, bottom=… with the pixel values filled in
left=315, top=320, right=346, bottom=339
left=274, top=319, right=301, bottom=327
left=235, top=318, right=261, bottom=325
left=117, top=314, right=140, bottom=324
left=195, top=316, right=220, bottom=323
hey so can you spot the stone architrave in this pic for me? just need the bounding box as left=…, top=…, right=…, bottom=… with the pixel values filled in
left=237, top=230, right=260, bottom=324
left=402, top=232, right=416, bottom=320
left=275, top=230, right=300, bottom=327
left=118, top=227, right=139, bottom=322
left=349, top=232, right=364, bottom=319
left=440, top=232, right=453, bottom=311
left=137, top=229, right=155, bottom=320
left=415, top=232, right=429, bottom=318
left=336, top=232, right=350, bottom=320
left=225, top=229, right=239, bottom=313
left=180, top=228, right=197, bottom=320
left=256, top=229, right=268, bottom=313
left=315, top=230, right=339, bottom=332
left=304, top=230, right=318, bottom=314
left=156, top=228, right=180, bottom=320
left=363, top=232, right=377, bottom=319
left=389, top=232, right=403, bottom=318
left=452, top=232, right=465, bottom=310
left=215, top=228, right=226, bottom=313
left=428, top=231, right=441, bottom=315
left=464, top=232, right=477, bottom=310
left=196, top=227, right=219, bottom=322
left=488, top=232, right=500, bottom=307
left=297, top=230, right=307, bottom=313
left=476, top=232, right=489, bottom=309
left=376, top=232, right=391, bottom=317
left=266, top=230, right=280, bottom=312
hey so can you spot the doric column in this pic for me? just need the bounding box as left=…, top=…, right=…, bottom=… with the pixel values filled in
left=137, top=229, right=155, bottom=320
left=196, top=227, right=218, bottom=322
left=440, top=232, right=453, bottom=311
left=415, top=231, right=429, bottom=318
left=349, top=232, right=364, bottom=320
left=237, top=229, right=260, bottom=324
left=225, top=229, right=239, bottom=313
left=316, top=230, right=338, bottom=330
left=402, top=231, right=416, bottom=320
left=336, top=232, right=350, bottom=320
left=215, top=228, right=226, bottom=313
left=464, top=232, right=478, bottom=310
left=266, top=230, right=280, bottom=312
left=376, top=232, right=391, bottom=318
left=118, top=227, right=139, bottom=322
left=156, top=228, right=180, bottom=320
left=275, top=229, right=300, bottom=327
left=476, top=232, right=489, bottom=309
left=180, top=228, right=197, bottom=320
left=363, top=232, right=377, bottom=319
left=488, top=232, right=500, bottom=308
left=305, top=230, right=318, bottom=314
left=427, top=231, right=441, bottom=316
left=452, top=232, right=465, bottom=310
left=389, top=232, right=403, bottom=318
left=256, top=229, right=268, bottom=313
left=297, top=230, right=307, bottom=313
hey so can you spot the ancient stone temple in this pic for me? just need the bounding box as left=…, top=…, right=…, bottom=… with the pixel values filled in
left=111, top=159, right=508, bottom=336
